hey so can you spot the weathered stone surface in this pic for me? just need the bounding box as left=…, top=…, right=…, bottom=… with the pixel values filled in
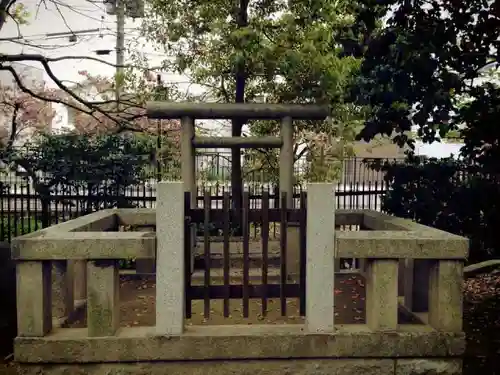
left=335, top=230, right=468, bottom=259
left=464, top=259, right=500, bottom=278
left=156, top=182, right=185, bottom=335
left=17, top=359, right=394, bottom=375
left=306, top=183, right=335, bottom=332
left=13, top=231, right=156, bottom=261
left=73, top=260, right=87, bottom=301
left=14, top=325, right=466, bottom=363
left=86, top=261, right=119, bottom=337
left=396, top=359, right=462, bottom=375
left=402, top=259, right=432, bottom=312
left=366, top=259, right=398, bottom=331
left=16, top=261, right=52, bottom=337
left=135, top=226, right=157, bottom=273
left=428, top=261, right=464, bottom=332
left=52, top=261, right=73, bottom=320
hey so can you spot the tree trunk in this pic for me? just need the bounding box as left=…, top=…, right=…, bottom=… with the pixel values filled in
left=40, top=197, right=51, bottom=228
left=231, top=0, right=249, bottom=235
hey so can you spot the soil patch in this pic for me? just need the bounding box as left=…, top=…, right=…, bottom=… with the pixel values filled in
left=463, top=272, right=500, bottom=374
left=68, top=273, right=417, bottom=327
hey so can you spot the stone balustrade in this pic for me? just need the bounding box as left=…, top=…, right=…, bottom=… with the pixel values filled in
left=11, top=182, right=468, bottom=375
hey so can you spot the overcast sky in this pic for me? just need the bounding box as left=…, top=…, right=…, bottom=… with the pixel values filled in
left=0, top=0, right=190, bottom=90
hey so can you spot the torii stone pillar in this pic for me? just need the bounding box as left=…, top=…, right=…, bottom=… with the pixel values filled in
left=280, top=116, right=300, bottom=278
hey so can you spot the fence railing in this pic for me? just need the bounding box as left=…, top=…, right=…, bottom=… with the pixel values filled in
left=0, top=180, right=389, bottom=242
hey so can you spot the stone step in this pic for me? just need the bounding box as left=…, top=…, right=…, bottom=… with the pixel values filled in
left=192, top=267, right=282, bottom=283
left=135, top=255, right=360, bottom=274
left=120, top=267, right=283, bottom=283
left=195, top=254, right=281, bottom=269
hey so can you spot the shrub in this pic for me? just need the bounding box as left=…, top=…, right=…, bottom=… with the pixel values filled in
left=1, top=216, right=43, bottom=242
left=378, top=155, right=500, bottom=264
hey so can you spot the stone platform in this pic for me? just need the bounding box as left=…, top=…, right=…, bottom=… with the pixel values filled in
left=16, top=325, right=463, bottom=375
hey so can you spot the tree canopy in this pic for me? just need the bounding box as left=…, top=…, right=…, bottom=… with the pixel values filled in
left=139, top=0, right=375, bottom=186
left=353, top=0, right=500, bottom=161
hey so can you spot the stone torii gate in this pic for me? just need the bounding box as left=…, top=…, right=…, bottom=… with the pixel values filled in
left=146, top=102, right=329, bottom=275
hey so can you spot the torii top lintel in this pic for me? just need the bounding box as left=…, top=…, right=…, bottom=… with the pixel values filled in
left=146, top=102, right=329, bottom=121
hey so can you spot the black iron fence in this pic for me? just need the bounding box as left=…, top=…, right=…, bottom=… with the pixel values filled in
left=0, top=156, right=400, bottom=242
left=0, top=181, right=389, bottom=242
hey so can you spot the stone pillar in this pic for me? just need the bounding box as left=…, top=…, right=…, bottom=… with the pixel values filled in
left=279, top=116, right=298, bottom=277
left=428, top=260, right=463, bottom=332
left=398, top=259, right=405, bottom=297
left=135, top=226, right=156, bottom=274
left=156, top=182, right=185, bottom=335
left=181, top=116, right=196, bottom=274
left=366, top=259, right=398, bottom=331
left=285, top=223, right=301, bottom=278
left=17, top=261, right=52, bottom=336
left=51, top=260, right=74, bottom=322
left=403, top=259, right=432, bottom=312
left=73, top=260, right=87, bottom=302
left=87, top=260, right=120, bottom=337
left=306, top=183, right=335, bottom=333
left=279, top=116, right=294, bottom=207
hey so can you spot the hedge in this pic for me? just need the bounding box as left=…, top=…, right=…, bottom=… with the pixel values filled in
left=379, top=156, right=500, bottom=264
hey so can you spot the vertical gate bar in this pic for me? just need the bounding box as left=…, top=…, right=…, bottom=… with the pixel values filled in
left=223, top=192, right=231, bottom=317
left=299, top=191, right=307, bottom=316
left=261, top=191, right=270, bottom=316
left=242, top=191, right=250, bottom=318
left=280, top=192, right=288, bottom=316
left=279, top=116, right=294, bottom=208
left=181, top=116, right=196, bottom=207
left=203, top=191, right=211, bottom=319
left=184, top=192, right=192, bottom=319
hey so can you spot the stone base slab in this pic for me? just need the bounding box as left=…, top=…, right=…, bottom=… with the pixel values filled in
left=15, top=359, right=462, bottom=375
left=15, top=325, right=465, bottom=363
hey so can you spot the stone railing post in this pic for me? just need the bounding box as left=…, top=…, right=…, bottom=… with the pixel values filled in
left=365, top=259, right=398, bottom=331
left=428, top=260, right=464, bottom=332
left=51, top=260, right=74, bottom=325
left=16, top=261, right=52, bottom=336
left=73, top=260, right=87, bottom=303
left=306, top=183, right=335, bottom=332
left=87, top=260, right=119, bottom=337
left=156, top=181, right=185, bottom=335
left=402, top=259, right=432, bottom=312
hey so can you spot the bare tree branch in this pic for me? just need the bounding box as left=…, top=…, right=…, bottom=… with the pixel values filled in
left=5, top=101, right=19, bottom=151
left=0, top=55, right=149, bottom=132
left=0, top=0, right=15, bottom=31
left=52, top=1, right=73, bottom=35
left=1, top=53, right=129, bottom=69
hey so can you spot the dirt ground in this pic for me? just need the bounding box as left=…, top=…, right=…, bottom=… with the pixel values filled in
left=68, top=273, right=419, bottom=327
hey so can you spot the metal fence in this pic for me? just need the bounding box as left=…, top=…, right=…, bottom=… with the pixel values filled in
left=0, top=155, right=398, bottom=242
